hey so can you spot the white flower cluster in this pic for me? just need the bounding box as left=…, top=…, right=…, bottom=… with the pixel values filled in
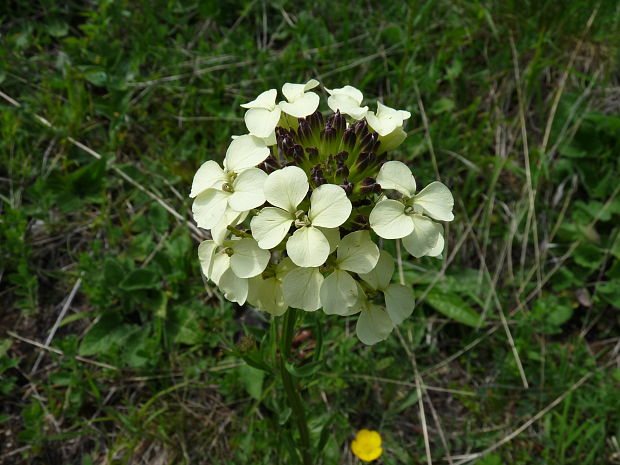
left=190, top=80, right=454, bottom=345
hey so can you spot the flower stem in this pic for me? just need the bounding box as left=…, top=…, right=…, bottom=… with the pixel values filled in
left=278, top=309, right=312, bottom=465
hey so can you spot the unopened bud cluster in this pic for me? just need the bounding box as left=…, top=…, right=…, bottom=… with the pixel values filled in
left=190, top=80, right=454, bottom=345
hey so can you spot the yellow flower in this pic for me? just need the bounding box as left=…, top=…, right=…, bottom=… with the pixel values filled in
left=351, top=429, right=383, bottom=462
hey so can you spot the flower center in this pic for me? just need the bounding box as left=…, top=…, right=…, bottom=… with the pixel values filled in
left=294, top=210, right=311, bottom=227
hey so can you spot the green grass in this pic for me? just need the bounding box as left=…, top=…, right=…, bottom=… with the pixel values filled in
left=1, top=0, right=620, bottom=463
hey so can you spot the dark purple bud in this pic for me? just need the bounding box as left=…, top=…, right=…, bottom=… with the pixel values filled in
left=357, top=151, right=376, bottom=171
left=353, top=215, right=369, bottom=228
left=283, top=161, right=298, bottom=167
left=292, top=144, right=305, bottom=162
left=259, top=155, right=280, bottom=173
left=310, top=165, right=324, bottom=177
left=297, top=119, right=312, bottom=142
left=342, top=128, right=357, bottom=149
left=306, top=147, right=319, bottom=162
left=336, top=151, right=349, bottom=163
left=352, top=120, right=368, bottom=137
left=320, top=127, right=336, bottom=143
left=360, top=177, right=381, bottom=195
left=352, top=198, right=371, bottom=207
left=336, top=163, right=349, bottom=177
left=340, top=178, right=353, bottom=195
left=307, top=110, right=324, bottom=131
left=312, top=174, right=327, bottom=186
left=360, top=132, right=378, bottom=152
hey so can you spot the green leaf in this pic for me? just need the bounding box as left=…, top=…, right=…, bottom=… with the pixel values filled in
left=118, top=269, right=159, bottom=291
left=84, top=70, right=108, bottom=87
left=573, top=243, right=604, bottom=269
left=238, top=363, right=264, bottom=400
left=285, top=360, right=323, bottom=378
left=425, top=290, right=483, bottom=327
left=79, top=313, right=139, bottom=356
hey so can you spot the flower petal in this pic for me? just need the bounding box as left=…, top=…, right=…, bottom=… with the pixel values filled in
left=286, top=226, right=330, bottom=268
left=218, top=268, right=248, bottom=304
left=223, top=134, right=270, bottom=172
left=211, top=210, right=248, bottom=245
left=413, top=181, right=454, bottom=221
left=384, top=284, right=415, bottom=325
left=326, top=86, right=368, bottom=120
left=279, top=92, right=320, bottom=118
left=369, top=199, right=414, bottom=239
left=282, top=80, right=319, bottom=101
left=359, top=249, right=394, bottom=291
left=366, top=102, right=411, bottom=136
left=264, top=165, right=308, bottom=212
left=376, top=160, right=416, bottom=197
left=197, top=240, right=218, bottom=280
left=337, top=230, right=380, bottom=274
left=282, top=266, right=324, bottom=311
left=308, top=184, right=352, bottom=228
left=401, top=215, right=441, bottom=258
left=229, top=168, right=267, bottom=211
left=254, top=276, right=288, bottom=316
left=378, top=126, right=407, bottom=153
left=190, top=161, right=226, bottom=198
left=240, top=89, right=277, bottom=109
left=244, top=107, right=282, bottom=138
left=229, top=238, right=271, bottom=278
left=356, top=304, right=393, bottom=345
left=192, top=188, right=231, bottom=229
left=250, top=207, right=293, bottom=249
left=320, top=269, right=358, bottom=315
left=427, top=225, right=445, bottom=257
left=316, top=227, right=340, bottom=254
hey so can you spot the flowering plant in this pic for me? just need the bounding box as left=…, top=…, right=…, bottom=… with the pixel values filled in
left=190, top=80, right=454, bottom=345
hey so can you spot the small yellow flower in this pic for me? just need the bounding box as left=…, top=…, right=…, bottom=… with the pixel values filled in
left=351, top=429, right=383, bottom=462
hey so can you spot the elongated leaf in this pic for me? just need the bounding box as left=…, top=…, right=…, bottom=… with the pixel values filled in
left=425, top=289, right=483, bottom=327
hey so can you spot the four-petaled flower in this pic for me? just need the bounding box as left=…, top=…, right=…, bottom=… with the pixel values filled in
left=191, top=135, right=270, bottom=229
left=325, top=85, right=368, bottom=120
left=241, top=89, right=282, bottom=139
left=369, top=161, right=453, bottom=258
left=250, top=166, right=352, bottom=268
left=278, top=79, right=321, bottom=118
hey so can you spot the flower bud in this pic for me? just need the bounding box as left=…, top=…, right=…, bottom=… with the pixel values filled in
left=360, top=132, right=378, bottom=152
left=306, top=147, right=319, bottom=162
left=292, top=144, right=305, bottom=163
left=297, top=119, right=312, bottom=144
left=336, top=162, right=349, bottom=177
left=259, top=155, right=280, bottom=173
left=356, top=151, right=376, bottom=172
left=320, top=127, right=337, bottom=143
left=352, top=120, right=368, bottom=137
left=342, top=128, right=357, bottom=150
left=306, top=109, right=324, bottom=132
left=359, top=177, right=381, bottom=194
left=340, top=178, right=353, bottom=195
left=336, top=151, right=349, bottom=163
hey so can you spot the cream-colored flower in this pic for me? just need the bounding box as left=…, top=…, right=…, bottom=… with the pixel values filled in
left=247, top=258, right=295, bottom=316
left=190, top=135, right=269, bottom=229
left=366, top=102, right=411, bottom=137
left=241, top=89, right=282, bottom=139
left=320, top=231, right=379, bottom=316
left=354, top=250, right=415, bottom=345
left=325, top=85, right=368, bottom=120
left=197, top=237, right=270, bottom=305
left=369, top=161, right=452, bottom=257
left=250, top=166, right=351, bottom=267
left=278, top=79, right=320, bottom=118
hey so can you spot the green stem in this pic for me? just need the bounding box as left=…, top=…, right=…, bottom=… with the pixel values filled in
left=278, top=309, right=312, bottom=465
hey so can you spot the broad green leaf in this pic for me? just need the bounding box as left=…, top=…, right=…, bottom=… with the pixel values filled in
left=425, top=290, right=483, bottom=327
left=118, top=269, right=159, bottom=291
left=238, top=363, right=265, bottom=400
